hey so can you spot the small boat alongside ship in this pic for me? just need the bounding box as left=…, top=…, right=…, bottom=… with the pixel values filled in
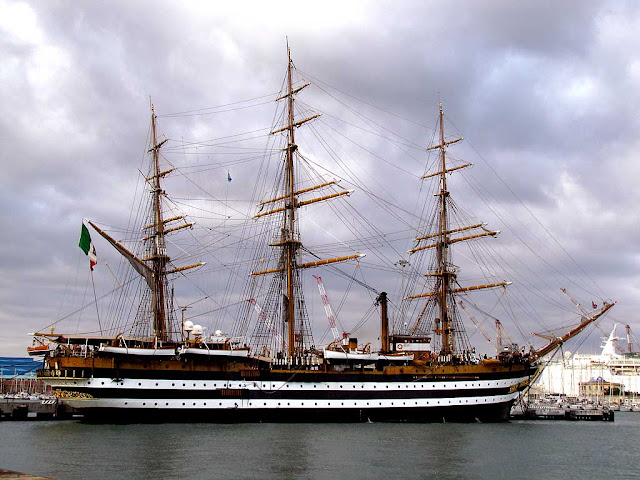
left=29, top=47, right=616, bottom=422
left=511, top=399, right=615, bottom=421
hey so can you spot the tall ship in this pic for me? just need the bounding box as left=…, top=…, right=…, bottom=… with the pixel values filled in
left=29, top=47, right=615, bottom=422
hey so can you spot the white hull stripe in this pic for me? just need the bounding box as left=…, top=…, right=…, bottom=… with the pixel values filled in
left=47, top=376, right=529, bottom=392
left=65, top=392, right=520, bottom=410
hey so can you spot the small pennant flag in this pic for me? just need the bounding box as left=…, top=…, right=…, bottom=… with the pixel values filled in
left=227, top=170, right=232, bottom=182
left=78, top=223, right=97, bottom=270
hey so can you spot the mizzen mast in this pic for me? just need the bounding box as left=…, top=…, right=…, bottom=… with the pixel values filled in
left=87, top=104, right=203, bottom=343
left=149, top=103, right=170, bottom=342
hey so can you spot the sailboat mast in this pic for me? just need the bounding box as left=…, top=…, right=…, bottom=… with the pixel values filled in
left=150, top=104, right=168, bottom=342
left=436, top=102, right=452, bottom=355
left=284, top=44, right=298, bottom=357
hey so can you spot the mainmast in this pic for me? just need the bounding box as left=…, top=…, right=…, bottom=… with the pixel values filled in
left=435, top=102, right=453, bottom=355
left=250, top=44, right=362, bottom=357
left=284, top=44, right=298, bottom=357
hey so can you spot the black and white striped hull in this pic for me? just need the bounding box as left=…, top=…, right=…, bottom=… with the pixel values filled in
left=50, top=373, right=529, bottom=423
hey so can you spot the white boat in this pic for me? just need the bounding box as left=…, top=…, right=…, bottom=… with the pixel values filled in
left=178, top=346, right=250, bottom=357
left=323, top=349, right=414, bottom=362
left=99, top=345, right=176, bottom=356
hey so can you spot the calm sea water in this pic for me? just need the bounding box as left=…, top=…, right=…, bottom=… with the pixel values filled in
left=1, top=414, right=639, bottom=480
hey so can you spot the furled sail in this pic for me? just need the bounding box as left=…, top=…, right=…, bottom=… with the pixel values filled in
left=88, top=220, right=155, bottom=290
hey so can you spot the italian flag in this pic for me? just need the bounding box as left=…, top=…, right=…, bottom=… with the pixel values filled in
left=78, top=223, right=97, bottom=270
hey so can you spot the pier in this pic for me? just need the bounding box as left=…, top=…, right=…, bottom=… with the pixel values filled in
left=0, top=398, right=74, bottom=421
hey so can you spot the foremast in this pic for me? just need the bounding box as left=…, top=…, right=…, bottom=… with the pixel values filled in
left=406, top=102, right=507, bottom=358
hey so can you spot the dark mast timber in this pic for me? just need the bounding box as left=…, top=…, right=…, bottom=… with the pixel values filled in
left=86, top=104, right=202, bottom=343
left=149, top=104, right=171, bottom=341
left=250, top=45, right=361, bottom=357
left=406, top=102, right=506, bottom=358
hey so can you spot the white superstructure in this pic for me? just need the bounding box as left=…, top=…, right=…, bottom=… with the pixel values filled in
left=535, top=325, right=640, bottom=396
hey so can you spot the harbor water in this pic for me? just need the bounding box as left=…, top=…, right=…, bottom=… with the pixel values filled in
left=1, top=414, right=639, bottom=479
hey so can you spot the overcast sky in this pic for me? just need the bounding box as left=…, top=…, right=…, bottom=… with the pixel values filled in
left=2, top=0, right=639, bottom=357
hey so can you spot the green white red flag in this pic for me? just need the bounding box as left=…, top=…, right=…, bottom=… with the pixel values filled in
left=78, top=223, right=97, bottom=270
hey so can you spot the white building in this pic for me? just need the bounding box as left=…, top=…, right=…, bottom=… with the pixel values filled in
left=535, top=325, right=640, bottom=397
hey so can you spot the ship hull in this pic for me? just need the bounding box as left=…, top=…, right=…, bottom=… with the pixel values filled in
left=42, top=360, right=530, bottom=423
left=74, top=401, right=514, bottom=423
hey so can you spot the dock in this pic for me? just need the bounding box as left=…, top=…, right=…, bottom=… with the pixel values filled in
left=0, top=398, right=74, bottom=421
left=0, top=469, right=55, bottom=479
